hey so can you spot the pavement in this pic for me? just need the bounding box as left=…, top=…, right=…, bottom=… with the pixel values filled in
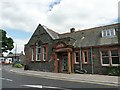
left=3, top=65, right=120, bottom=87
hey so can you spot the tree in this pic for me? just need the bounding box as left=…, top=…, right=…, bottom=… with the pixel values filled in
left=0, top=29, right=14, bottom=53
left=9, top=52, right=13, bottom=54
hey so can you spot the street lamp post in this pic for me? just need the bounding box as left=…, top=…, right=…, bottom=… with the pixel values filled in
left=79, top=36, right=85, bottom=71
left=14, top=42, right=17, bottom=61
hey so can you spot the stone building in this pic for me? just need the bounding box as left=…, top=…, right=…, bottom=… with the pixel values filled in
left=24, top=23, right=120, bottom=74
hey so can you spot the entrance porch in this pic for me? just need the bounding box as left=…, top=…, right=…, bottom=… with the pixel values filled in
left=53, top=48, right=74, bottom=74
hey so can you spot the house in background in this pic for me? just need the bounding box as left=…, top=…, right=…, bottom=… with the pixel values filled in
left=24, top=23, right=120, bottom=74
left=6, top=52, right=25, bottom=64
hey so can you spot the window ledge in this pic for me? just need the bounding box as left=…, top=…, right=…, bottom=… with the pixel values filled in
left=102, top=64, right=110, bottom=66
left=75, top=62, right=79, bottom=64
left=102, top=36, right=116, bottom=38
left=43, top=60, right=47, bottom=62
left=36, top=60, right=41, bottom=62
left=83, top=62, right=88, bottom=64
left=111, top=64, right=120, bottom=66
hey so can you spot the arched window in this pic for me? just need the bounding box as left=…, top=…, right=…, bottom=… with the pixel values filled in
left=36, top=41, right=41, bottom=61
left=43, top=46, right=47, bottom=61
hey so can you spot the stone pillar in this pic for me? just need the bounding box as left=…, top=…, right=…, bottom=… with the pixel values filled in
left=54, top=53, right=58, bottom=73
left=71, top=52, right=74, bottom=73
left=68, top=51, right=71, bottom=73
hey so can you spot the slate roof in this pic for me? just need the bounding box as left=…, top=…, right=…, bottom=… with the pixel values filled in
left=43, top=25, right=59, bottom=39
left=26, top=24, right=60, bottom=46
left=26, top=23, right=119, bottom=48
left=59, top=23, right=119, bottom=48
left=55, top=37, right=76, bottom=47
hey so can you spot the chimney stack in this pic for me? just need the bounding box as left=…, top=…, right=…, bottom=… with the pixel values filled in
left=70, top=28, right=75, bottom=33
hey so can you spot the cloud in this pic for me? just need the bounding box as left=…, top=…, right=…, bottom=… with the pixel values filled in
left=49, top=0, right=61, bottom=11
left=12, top=38, right=29, bottom=53
left=1, top=0, right=119, bottom=33
left=0, top=0, right=119, bottom=54
left=0, top=0, right=52, bottom=32
left=46, top=0, right=119, bottom=33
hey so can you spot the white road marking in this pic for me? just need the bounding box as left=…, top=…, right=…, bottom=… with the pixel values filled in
left=0, top=77, right=13, bottom=82
left=22, top=85, right=61, bottom=89
left=22, top=85, right=42, bottom=88
left=43, top=86, right=59, bottom=89
left=5, top=78, right=13, bottom=82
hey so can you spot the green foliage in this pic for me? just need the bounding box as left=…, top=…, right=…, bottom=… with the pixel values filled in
left=106, top=67, right=120, bottom=76
left=0, top=29, right=14, bottom=53
left=12, top=60, right=22, bottom=67
left=14, top=63, right=23, bottom=68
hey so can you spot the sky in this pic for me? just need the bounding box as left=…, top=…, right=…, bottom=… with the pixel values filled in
left=0, top=0, right=119, bottom=55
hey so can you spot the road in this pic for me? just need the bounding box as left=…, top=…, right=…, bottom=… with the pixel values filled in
left=1, top=65, right=119, bottom=90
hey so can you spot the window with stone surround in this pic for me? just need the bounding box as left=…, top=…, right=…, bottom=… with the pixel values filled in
left=36, top=42, right=41, bottom=61
left=31, top=48, right=35, bottom=61
left=101, top=50, right=109, bottom=66
left=82, top=50, right=88, bottom=64
left=43, top=46, right=47, bottom=61
left=111, top=50, right=119, bottom=66
left=75, top=52, right=79, bottom=64
left=100, top=48, right=120, bottom=66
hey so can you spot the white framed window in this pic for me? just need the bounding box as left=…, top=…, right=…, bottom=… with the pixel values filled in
left=106, top=30, right=110, bottom=36
left=103, top=30, right=106, bottom=37
left=102, top=28, right=116, bottom=37
left=31, top=48, right=34, bottom=61
left=111, top=50, right=120, bottom=66
left=43, top=47, right=46, bottom=61
left=101, top=50, right=109, bottom=66
left=36, top=42, right=41, bottom=61
left=100, top=49, right=119, bottom=66
left=75, top=52, right=79, bottom=64
left=82, top=50, right=88, bottom=64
